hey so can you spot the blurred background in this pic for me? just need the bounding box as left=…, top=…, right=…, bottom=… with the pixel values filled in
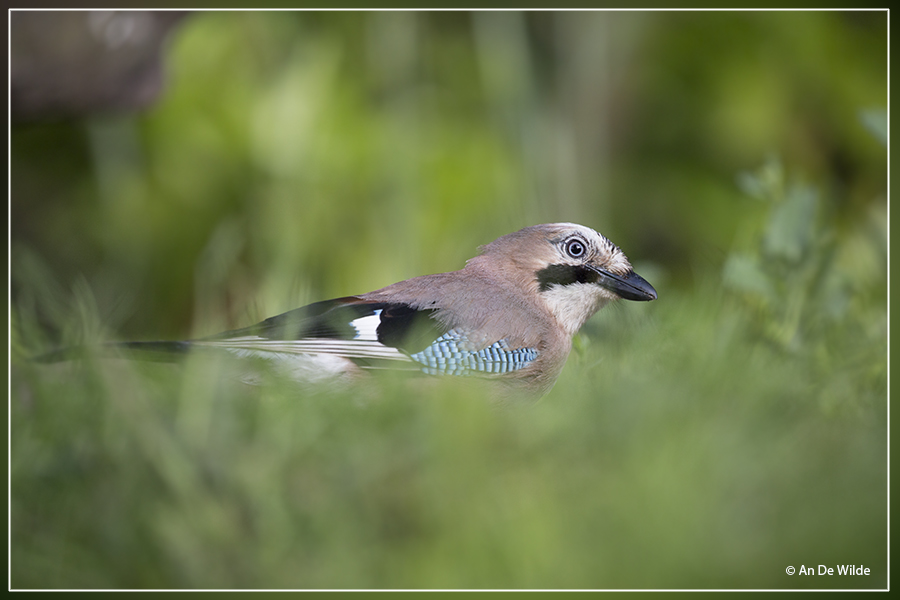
left=11, top=10, right=887, bottom=589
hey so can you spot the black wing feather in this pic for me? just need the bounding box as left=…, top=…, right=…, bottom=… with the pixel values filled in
left=207, top=296, right=445, bottom=354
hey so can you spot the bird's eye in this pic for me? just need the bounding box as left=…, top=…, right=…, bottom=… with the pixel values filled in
left=565, top=238, right=586, bottom=259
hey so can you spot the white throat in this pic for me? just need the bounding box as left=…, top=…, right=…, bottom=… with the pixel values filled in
left=539, top=283, right=616, bottom=337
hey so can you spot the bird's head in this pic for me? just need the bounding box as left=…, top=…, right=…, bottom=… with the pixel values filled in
left=472, top=223, right=657, bottom=336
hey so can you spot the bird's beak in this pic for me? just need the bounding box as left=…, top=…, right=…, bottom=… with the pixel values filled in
left=590, top=266, right=657, bottom=301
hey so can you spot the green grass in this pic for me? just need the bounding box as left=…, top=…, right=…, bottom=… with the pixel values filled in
left=10, top=277, right=886, bottom=589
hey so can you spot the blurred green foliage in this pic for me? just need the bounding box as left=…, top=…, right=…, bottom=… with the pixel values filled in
left=725, top=156, right=886, bottom=354
left=11, top=10, right=886, bottom=590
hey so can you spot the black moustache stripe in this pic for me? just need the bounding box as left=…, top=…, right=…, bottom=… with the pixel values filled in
left=536, top=264, right=600, bottom=292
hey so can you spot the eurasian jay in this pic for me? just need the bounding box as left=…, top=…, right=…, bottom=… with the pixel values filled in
left=38, top=223, right=657, bottom=400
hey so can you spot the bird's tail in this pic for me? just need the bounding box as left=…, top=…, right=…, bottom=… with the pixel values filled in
left=32, top=340, right=193, bottom=364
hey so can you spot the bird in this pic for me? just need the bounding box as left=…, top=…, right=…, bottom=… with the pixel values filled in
left=36, top=223, right=657, bottom=401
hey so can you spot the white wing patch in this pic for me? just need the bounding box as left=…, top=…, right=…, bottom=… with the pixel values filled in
left=350, top=310, right=382, bottom=341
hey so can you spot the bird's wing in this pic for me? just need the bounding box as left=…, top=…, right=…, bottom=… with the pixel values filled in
left=193, top=297, right=441, bottom=369
left=198, top=296, right=540, bottom=376
left=33, top=297, right=541, bottom=377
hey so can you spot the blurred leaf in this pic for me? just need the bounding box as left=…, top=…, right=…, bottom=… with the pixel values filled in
left=722, top=253, right=775, bottom=302
left=762, top=181, right=817, bottom=264
left=859, top=108, right=887, bottom=147
left=735, top=155, right=784, bottom=202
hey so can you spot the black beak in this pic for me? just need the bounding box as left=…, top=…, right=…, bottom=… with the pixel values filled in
left=591, top=267, right=657, bottom=301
